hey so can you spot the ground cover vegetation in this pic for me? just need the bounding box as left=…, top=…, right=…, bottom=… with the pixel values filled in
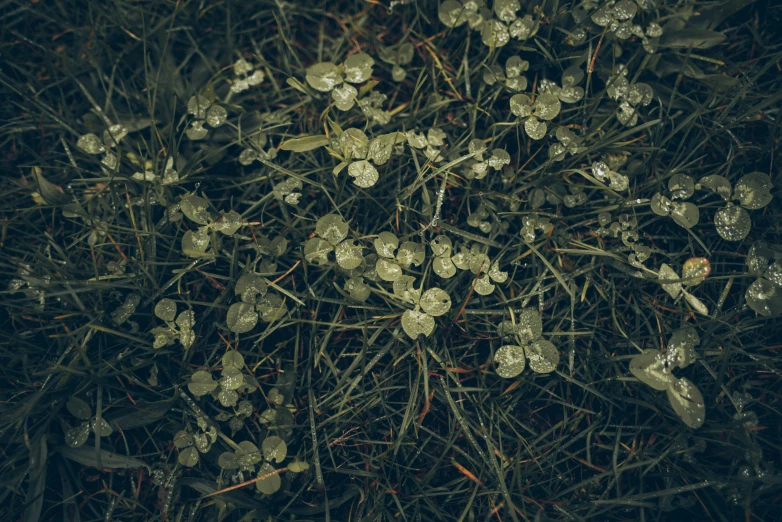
left=1, top=0, right=781, bottom=520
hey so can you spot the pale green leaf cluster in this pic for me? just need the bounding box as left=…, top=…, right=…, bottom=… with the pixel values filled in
left=64, top=397, right=114, bottom=448
left=494, top=309, right=559, bottom=378
left=151, top=298, right=197, bottom=349
left=629, top=327, right=705, bottom=428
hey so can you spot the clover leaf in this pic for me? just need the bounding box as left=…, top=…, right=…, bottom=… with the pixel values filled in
left=494, top=309, right=558, bottom=378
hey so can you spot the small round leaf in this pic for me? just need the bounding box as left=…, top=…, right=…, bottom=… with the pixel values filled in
left=226, top=303, right=258, bottom=333
left=495, top=345, right=526, bottom=378
left=420, top=288, right=451, bottom=317
left=526, top=339, right=559, bottom=373
left=666, top=377, right=706, bottom=429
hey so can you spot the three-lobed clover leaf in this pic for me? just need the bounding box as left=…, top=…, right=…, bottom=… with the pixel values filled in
left=744, top=242, right=782, bottom=316
left=629, top=327, right=705, bottom=428
left=373, top=231, right=424, bottom=282
left=697, top=172, right=773, bottom=241
left=510, top=93, right=560, bottom=140
left=400, top=287, right=452, bottom=339
left=651, top=174, right=700, bottom=230
left=304, top=214, right=366, bottom=270
left=378, top=42, right=414, bottom=81
left=494, top=309, right=558, bottom=378
left=657, top=260, right=710, bottom=316
left=305, top=53, right=375, bottom=111
left=483, top=56, right=529, bottom=91
left=152, top=299, right=196, bottom=349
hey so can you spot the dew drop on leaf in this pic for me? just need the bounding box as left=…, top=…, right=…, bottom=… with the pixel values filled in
left=533, top=93, right=561, bottom=120
left=682, top=258, right=710, bottom=286
left=316, top=214, right=349, bottom=245
left=180, top=194, right=210, bottom=225
left=186, top=121, right=208, bottom=140
left=629, top=349, right=674, bottom=391
left=226, top=303, right=258, bottom=333
left=218, top=451, right=238, bottom=470
left=715, top=204, right=751, bottom=241
left=670, top=201, right=699, bottom=229
left=668, top=174, right=695, bottom=200
left=178, top=446, right=199, bottom=467
left=650, top=193, right=672, bottom=216
left=401, top=309, right=435, bottom=339
left=65, top=423, right=90, bottom=448
left=473, top=274, right=495, bottom=296
left=524, top=117, right=547, bottom=140
left=419, top=288, right=451, bottom=317
left=510, top=94, right=532, bottom=117
left=188, top=371, right=218, bottom=397
left=667, top=327, right=699, bottom=369
left=374, top=231, right=399, bottom=258
left=77, top=133, right=106, bottom=155
left=494, top=345, right=526, bottom=378
left=332, top=83, right=358, bottom=111
left=256, top=462, right=281, bottom=494
left=257, top=294, right=287, bottom=322
left=766, top=261, right=782, bottom=287
left=182, top=227, right=210, bottom=257
left=393, top=275, right=419, bottom=304
left=206, top=105, right=227, bottom=127
left=516, top=308, right=543, bottom=343
left=348, top=160, right=379, bottom=188
left=340, top=128, right=369, bottom=159
left=433, top=256, right=457, bottom=278
left=155, top=298, right=177, bottom=322
left=666, top=377, right=705, bottom=429
left=305, top=62, right=341, bottom=92
left=303, top=238, right=333, bottom=265
left=481, top=19, right=510, bottom=47
left=335, top=240, right=364, bottom=270
left=733, top=172, right=773, bottom=210
left=218, top=388, right=239, bottom=407
left=376, top=258, right=402, bottom=282
left=236, top=273, right=267, bottom=301
left=658, top=263, right=682, bottom=299
left=262, top=436, right=287, bottom=463
left=746, top=278, right=782, bottom=316
left=222, top=350, right=244, bottom=370
left=494, top=0, right=520, bottom=23
left=236, top=441, right=262, bottom=468
left=526, top=339, right=559, bottom=374
left=682, top=288, right=709, bottom=316
left=343, top=53, right=374, bottom=83
left=344, top=276, right=370, bottom=302
left=746, top=243, right=769, bottom=276
left=699, top=175, right=732, bottom=200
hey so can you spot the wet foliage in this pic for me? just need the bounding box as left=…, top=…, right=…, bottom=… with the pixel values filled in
left=1, top=0, right=782, bottom=521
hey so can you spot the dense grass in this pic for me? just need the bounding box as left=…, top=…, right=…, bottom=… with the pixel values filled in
left=1, top=0, right=781, bottom=521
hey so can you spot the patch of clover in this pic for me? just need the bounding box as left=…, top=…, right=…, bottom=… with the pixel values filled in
left=696, top=172, right=774, bottom=242
left=63, top=397, right=114, bottom=448
left=225, top=272, right=288, bottom=334
left=629, top=327, right=705, bottom=428
left=494, top=308, right=559, bottom=378
left=590, top=0, right=638, bottom=40
left=606, top=65, right=653, bottom=127
left=111, top=292, right=141, bottom=328
left=214, top=395, right=255, bottom=437
left=305, top=53, right=375, bottom=111
left=651, top=173, right=700, bottom=230
left=463, top=139, right=511, bottom=180
left=657, top=258, right=711, bottom=316
left=744, top=242, right=782, bottom=316
left=178, top=193, right=244, bottom=257
left=590, top=157, right=630, bottom=192
left=151, top=298, right=197, bottom=349
left=430, top=235, right=459, bottom=279
left=273, top=177, right=303, bottom=205
left=229, top=57, right=265, bottom=93
left=451, top=243, right=508, bottom=295
left=304, top=214, right=364, bottom=270
left=520, top=214, right=553, bottom=243
left=549, top=127, right=586, bottom=162
left=439, top=1, right=541, bottom=49
left=76, top=123, right=129, bottom=175
left=378, top=42, right=414, bottom=82
left=539, top=65, right=586, bottom=104
left=357, top=90, right=392, bottom=125
left=330, top=129, right=407, bottom=188
left=131, top=156, right=179, bottom=185
left=185, top=94, right=228, bottom=140
left=373, top=231, right=425, bottom=282
left=407, top=127, right=448, bottom=164
left=510, top=93, right=562, bottom=140
left=563, top=187, right=588, bottom=208
left=594, top=212, right=652, bottom=266
left=239, top=132, right=278, bottom=166
left=217, top=433, right=295, bottom=494
left=173, top=415, right=219, bottom=468
left=467, top=202, right=493, bottom=233
left=483, top=56, right=529, bottom=91
left=398, top=284, right=452, bottom=339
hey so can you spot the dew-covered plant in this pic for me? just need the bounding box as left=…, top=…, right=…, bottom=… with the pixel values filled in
left=657, top=258, right=711, bottom=316
left=399, top=286, right=452, bottom=339
left=406, top=127, right=448, bottom=164
left=229, top=57, right=265, bottom=93
left=510, top=93, right=561, bottom=140
left=494, top=309, right=559, bottom=378
left=549, top=127, right=586, bottom=162
left=539, top=65, right=586, bottom=104
left=463, top=139, right=510, bottom=180
left=629, top=327, right=705, bottom=428
left=225, top=272, right=288, bottom=334
left=64, top=397, right=114, bottom=448
left=439, top=0, right=540, bottom=48
left=185, top=93, right=228, bottom=140
left=305, top=53, right=375, bottom=111
left=745, top=242, right=782, bottom=316
left=373, top=231, right=425, bottom=282
left=698, top=172, right=774, bottom=241
left=304, top=214, right=363, bottom=269
left=378, top=42, right=415, bottom=82
left=178, top=193, right=244, bottom=257
left=651, top=173, right=700, bottom=230
left=152, top=298, right=197, bottom=349
left=483, top=56, right=529, bottom=91
left=605, top=65, right=654, bottom=127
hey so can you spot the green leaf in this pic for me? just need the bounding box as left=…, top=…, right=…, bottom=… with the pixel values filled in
left=526, top=339, right=559, bottom=374
left=280, top=135, right=330, bottom=152
left=256, top=462, right=281, bottom=494
left=262, top=435, right=287, bottom=463
left=495, top=345, right=526, bottom=378
left=178, top=446, right=199, bottom=467
left=222, top=350, right=245, bottom=370
left=154, top=299, right=177, bottom=322
left=666, top=377, right=706, bottom=428
left=65, top=424, right=90, bottom=448
left=32, top=167, right=71, bottom=206
left=180, top=194, right=210, bottom=225
left=660, top=29, right=726, bottom=49
left=226, top=302, right=258, bottom=333
left=629, top=349, right=674, bottom=391
left=188, top=371, right=218, bottom=397
left=288, top=459, right=310, bottom=473
left=401, top=309, right=435, bottom=339
left=66, top=397, right=92, bottom=420
left=419, top=288, right=451, bottom=317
